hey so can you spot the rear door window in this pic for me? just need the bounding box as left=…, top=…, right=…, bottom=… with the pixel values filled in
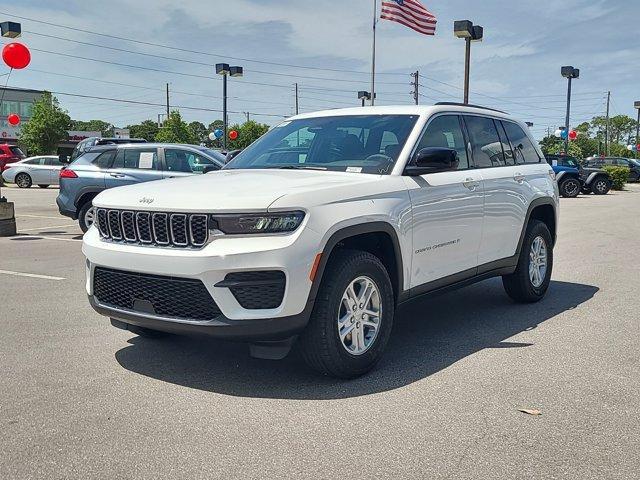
left=501, top=121, right=541, bottom=164
left=112, top=148, right=159, bottom=170
left=464, top=116, right=505, bottom=168
left=92, top=150, right=116, bottom=169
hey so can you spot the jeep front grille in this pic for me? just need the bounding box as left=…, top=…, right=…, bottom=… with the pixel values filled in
left=95, top=208, right=210, bottom=248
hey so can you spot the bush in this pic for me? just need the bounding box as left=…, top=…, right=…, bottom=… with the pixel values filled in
left=601, top=166, right=629, bottom=190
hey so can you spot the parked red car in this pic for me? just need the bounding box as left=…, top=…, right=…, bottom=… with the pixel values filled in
left=0, top=144, right=27, bottom=172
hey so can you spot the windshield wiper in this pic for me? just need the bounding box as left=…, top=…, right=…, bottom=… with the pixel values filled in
left=278, top=165, right=327, bottom=171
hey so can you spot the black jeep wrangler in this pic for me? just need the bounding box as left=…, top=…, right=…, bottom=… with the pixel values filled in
left=545, top=154, right=612, bottom=195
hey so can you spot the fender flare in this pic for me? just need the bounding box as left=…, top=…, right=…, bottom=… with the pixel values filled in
left=74, top=187, right=104, bottom=209
left=309, top=222, right=404, bottom=304
left=516, top=197, right=557, bottom=254
left=585, top=171, right=607, bottom=186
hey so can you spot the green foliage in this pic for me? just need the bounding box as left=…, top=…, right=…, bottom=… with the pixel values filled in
left=187, top=121, right=208, bottom=144
left=540, top=135, right=583, bottom=158
left=127, top=120, right=159, bottom=142
left=154, top=110, right=196, bottom=144
left=227, top=120, right=270, bottom=150
left=18, top=92, right=71, bottom=155
left=70, top=119, right=113, bottom=136
left=601, top=166, right=629, bottom=190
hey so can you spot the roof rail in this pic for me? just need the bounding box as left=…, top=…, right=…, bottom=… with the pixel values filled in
left=435, top=102, right=507, bottom=114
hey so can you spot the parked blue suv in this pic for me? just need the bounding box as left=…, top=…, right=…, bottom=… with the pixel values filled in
left=57, top=143, right=226, bottom=231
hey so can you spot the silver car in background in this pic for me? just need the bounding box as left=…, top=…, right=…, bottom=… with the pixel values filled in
left=1, top=156, right=65, bottom=188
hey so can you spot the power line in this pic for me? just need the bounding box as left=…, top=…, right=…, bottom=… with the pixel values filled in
left=23, top=30, right=410, bottom=86
left=1, top=11, right=405, bottom=77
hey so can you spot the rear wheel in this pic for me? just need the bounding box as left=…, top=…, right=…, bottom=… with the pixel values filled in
left=15, top=172, right=32, bottom=188
left=38, top=184, right=49, bottom=188
left=299, top=249, right=395, bottom=378
left=502, top=220, right=553, bottom=303
left=559, top=177, right=580, bottom=198
left=78, top=201, right=95, bottom=233
left=591, top=177, right=611, bottom=195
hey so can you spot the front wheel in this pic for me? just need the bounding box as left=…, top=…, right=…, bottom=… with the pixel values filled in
left=15, top=172, right=32, bottom=188
left=299, top=249, right=395, bottom=378
left=78, top=201, right=95, bottom=233
left=502, top=220, right=553, bottom=303
left=559, top=178, right=580, bottom=198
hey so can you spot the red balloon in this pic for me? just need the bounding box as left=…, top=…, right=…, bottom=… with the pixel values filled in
left=2, top=42, right=31, bottom=69
left=568, top=130, right=577, bottom=140
left=7, top=113, right=20, bottom=126
left=229, top=130, right=239, bottom=140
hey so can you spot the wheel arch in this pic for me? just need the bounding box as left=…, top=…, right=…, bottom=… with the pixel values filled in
left=311, top=222, right=404, bottom=305
left=75, top=188, right=103, bottom=210
left=517, top=198, right=557, bottom=253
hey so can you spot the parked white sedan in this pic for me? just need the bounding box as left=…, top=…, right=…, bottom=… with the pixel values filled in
left=1, top=155, right=65, bottom=188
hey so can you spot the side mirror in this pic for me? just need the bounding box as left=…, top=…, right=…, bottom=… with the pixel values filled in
left=225, top=149, right=242, bottom=163
left=58, top=154, right=70, bottom=164
left=202, top=165, right=218, bottom=174
left=405, top=147, right=459, bottom=175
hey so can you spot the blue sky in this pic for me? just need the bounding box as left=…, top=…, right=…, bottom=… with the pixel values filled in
left=1, top=0, right=638, bottom=139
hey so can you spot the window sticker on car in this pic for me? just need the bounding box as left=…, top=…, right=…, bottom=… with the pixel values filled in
left=346, top=166, right=362, bottom=173
left=139, top=152, right=154, bottom=169
left=552, top=160, right=558, bottom=166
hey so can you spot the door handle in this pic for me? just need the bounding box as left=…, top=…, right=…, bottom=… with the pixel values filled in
left=514, top=172, right=525, bottom=183
left=109, top=173, right=125, bottom=178
left=462, top=178, right=480, bottom=190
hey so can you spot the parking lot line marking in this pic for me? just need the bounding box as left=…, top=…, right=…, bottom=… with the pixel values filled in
left=17, top=214, right=67, bottom=220
left=19, top=224, right=77, bottom=232
left=0, top=269, right=65, bottom=281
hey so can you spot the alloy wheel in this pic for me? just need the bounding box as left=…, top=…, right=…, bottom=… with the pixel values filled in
left=84, top=206, right=95, bottom=228
left=529, top=236, right=548, bottom=288
left=337, top=276, right=381, bottom=355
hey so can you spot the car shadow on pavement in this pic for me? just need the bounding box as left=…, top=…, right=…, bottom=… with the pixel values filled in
left=115, top=278, right=598, bottom=399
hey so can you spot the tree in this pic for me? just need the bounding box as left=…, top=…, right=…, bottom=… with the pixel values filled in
left=227, top=120, right=270, bottom=150
left=70, top=119, right=113, bottom=136
left=127, top=120, right=159, bottom=142
left=154, top=110, right=196, bottom=144
left=187, top=121, right=208, bottom=144
left=18, top=92, right=71, bottom=155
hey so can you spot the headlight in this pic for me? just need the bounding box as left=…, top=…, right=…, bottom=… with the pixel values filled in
left=211, top=211, right=305, bottom=234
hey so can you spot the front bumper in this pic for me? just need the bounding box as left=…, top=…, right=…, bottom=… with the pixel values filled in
left=83, top=223, right=321, bottom=340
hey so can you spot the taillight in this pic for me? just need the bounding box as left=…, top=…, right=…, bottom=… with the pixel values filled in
left=59, top=168, right=78, bottom=179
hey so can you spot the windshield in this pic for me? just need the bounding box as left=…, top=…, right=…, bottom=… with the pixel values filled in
left=194, top=146, right=226, bottom=163
left=224, top=115, right=419, bottom=174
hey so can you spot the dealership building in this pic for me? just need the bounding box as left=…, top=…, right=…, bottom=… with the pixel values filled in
left=0, top=86, right=101, bottom=156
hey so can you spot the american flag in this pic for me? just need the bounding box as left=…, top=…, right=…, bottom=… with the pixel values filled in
left=380, top=0, right=437, bottom=36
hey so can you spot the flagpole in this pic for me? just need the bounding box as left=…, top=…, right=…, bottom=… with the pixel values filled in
left=371, top=0, right=377, bottom=106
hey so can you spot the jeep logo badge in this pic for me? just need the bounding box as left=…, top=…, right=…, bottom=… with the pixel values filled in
left=139, top=197, right=154, bottom=204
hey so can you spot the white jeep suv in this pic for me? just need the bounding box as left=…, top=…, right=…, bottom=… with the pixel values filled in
left=84, top=104, right=558, bottom=378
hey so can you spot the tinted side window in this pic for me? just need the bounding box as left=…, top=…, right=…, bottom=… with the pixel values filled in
left=164, top=149, right=218, bottom=174
left=24, top=158, right=42, bottom=165
left=112, top=149, right=159, bottom=170
left=415, top=115, right=469, bottom=170
left=93, top=150, right=116, bottom=169
left=502, top=121, right=540, bottom=164
left=496, top=122, right=515, bottom=166
left=464, top=116, right=504, bottom=168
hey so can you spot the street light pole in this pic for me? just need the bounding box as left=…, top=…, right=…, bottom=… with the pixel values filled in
left=561, top=66, right=579, bottom=154
left=216, top=63, right=243, bottom=152
left=454, top=20, right=483, bottom=105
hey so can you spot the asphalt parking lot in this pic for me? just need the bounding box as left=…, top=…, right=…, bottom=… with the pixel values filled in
left=1, top=184, right=639, bottom=479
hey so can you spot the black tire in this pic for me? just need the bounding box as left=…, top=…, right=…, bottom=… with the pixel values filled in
left=591, top=177, right=611, bottom=195
left=502, top=220, right=553, bottom=303
left=559, top=177, right=580, bottom=198
left=38, top=184, right=49, bottom=188
left=299, top=249, right=395, bottom=378
left=580, top=186, right=591, bottom=195
left=78, top=200, right=95, bottom=233
left=15, top=172, right=32, bottom=188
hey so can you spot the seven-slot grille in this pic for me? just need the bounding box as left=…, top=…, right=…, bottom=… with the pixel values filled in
left=96, top=208, right=209, bottom=248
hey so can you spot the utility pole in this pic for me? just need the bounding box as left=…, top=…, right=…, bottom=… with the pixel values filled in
left=605, top=91, right=611, bottom=156
left=244, top=112, right=250, bottom=122
left=165, top=83, right=170, bottom=120
left=295, top=83, right=299, bottom=115
left=411, top=71, right=419, bottom=105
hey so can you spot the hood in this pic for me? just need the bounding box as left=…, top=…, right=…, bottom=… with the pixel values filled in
left=93, top=169, right=384, bottom=212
